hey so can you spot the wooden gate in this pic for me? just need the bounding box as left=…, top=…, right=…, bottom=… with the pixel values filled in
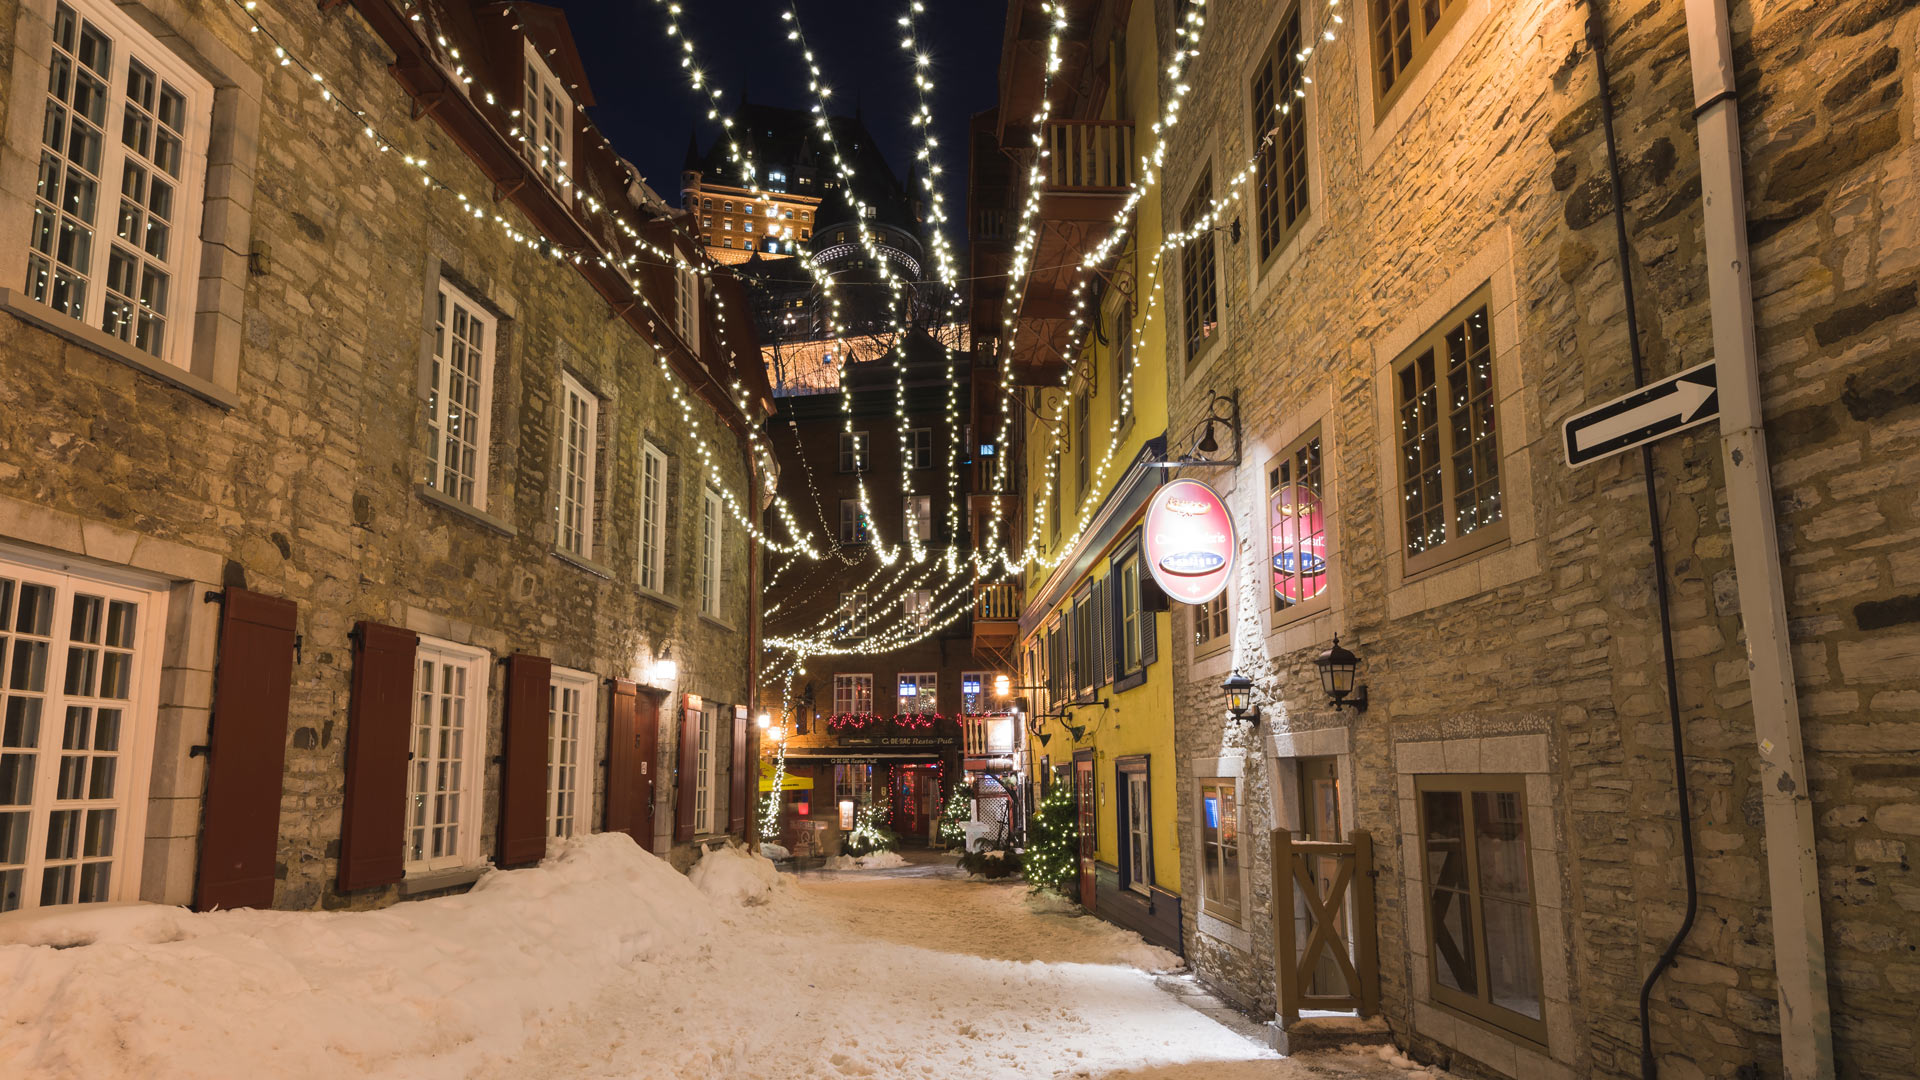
left=1272, top=829, right=1381, bottom=1025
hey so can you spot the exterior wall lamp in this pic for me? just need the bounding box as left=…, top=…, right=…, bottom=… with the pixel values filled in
left=1149, top=390, right=1242, bottom=469
left=1315, top=636, right=1370, bottom=713
left=1223, top=672, right=1257, bottom=722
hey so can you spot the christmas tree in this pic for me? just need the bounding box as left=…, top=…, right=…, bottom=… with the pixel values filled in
left=937, top=781, right=973, bottom=848
left=1024, top=781, right=1080, bottom=897
left=844, top=785, right=899, bottom=856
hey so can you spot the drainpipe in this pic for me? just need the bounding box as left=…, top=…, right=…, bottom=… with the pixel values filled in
left=1682, top=1, right=1833, bottom=1076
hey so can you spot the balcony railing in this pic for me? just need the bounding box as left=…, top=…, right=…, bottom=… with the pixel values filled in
left=1046, top=120, right=1135, bottom=191
left=963, top=713, right=1020, bottom=758
left=974, top=582, right=1020, bottom=621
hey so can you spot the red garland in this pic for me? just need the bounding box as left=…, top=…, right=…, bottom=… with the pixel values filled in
left=822, top=712, right=1010, bottom=732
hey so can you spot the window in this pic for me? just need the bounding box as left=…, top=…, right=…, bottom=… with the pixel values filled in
left=24, top=0, right=212, bottom=370
left=723, top=220, right=732, bottom=231
left=702, top=216, right=712, bottom=229
left=801, top=210, right=811, bottom=221
left=693, top=703, right=715, bottom=834
left=743, top=220, right=754, bottom=233
left=1074, top=390, right=1091, bottom=496
left=1416, top=775, right=1545, bottom=1041
left=834, top=590, right=864, bottom=640
left=907, top=428, right=933, bottom=469
left=839, top=431, right=870, bottom=472
left=861, top=205, right=875, bottom=220
left=961, top=671, right=990, bottom=714
left=555, top=373, right=598, bottom=558
left=801, top=229, right=810, bottom=241
left=547, top=669, right=597, bottom=839
left=1193, top=594, right=1229, bottom=654
left=425, top=280, right=496, bottom=508
left=902, top=589, right=933, bottom=631
left=724, top=201, right=734, bottom=212
left=702, top=198, right=712, bottom=210
left=1118, top=554, right=1143, bottom=674
left=897, top=672, right=936, bottom=715
left=1072, top=592, right=1094, bottom=695
left=1180, top=171, right=1220, bottom=366
left=699, top=486, right=723, bottom=618
left=407, top=639, right=490, bottom=874
left=638, top=442, right=667, bottom=592
left=1270, top=427, right=1329, bottom=616
left=1395, top=292, right=1504, bottom=574
left=1252, top=6, right=1311, bottom=264
left=1112, top=312, right=1135, bottom=429
left=723, top=239, right=733, bottom=249
left=1199, top=777, right=1241, bottom=923
left=743, top=241, right=754, bottom=252
left=1119, top=760, right=1151, bottom=895
left=0, top=558, right=159, bottom=913
left=521, top=40, right=571, bottom=189
left=674, top=262, right=700, bottom=348
left=1369, top=0, right=1467, bottom=116
left=833, top=674, right=873, bottom=716
left=838, top=499, right=870, bottom=545
left=903, top=494, right=932, bottom=542
left=834, top=762, right=873, bottom=803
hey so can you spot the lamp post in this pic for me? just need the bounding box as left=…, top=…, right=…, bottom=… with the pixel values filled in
left=1223, top=672, right=1256, bottom=722
left=1314, top=636, right=1370, bottom=713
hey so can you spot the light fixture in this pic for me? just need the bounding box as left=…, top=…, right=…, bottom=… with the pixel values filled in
left=756, top=712, right=772, bottom=730
left=994, top=673, right=1011, bottom=698
left=1223, top=672, right=1256, bottom=722
left=1315, top=636, right=1370, bottom=713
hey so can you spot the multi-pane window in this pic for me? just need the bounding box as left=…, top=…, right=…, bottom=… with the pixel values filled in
left=834, top=762, right=873, bottom=803
left=838, top=499, right=870, bottom=546
left=1119, top=555, right=1143, bottom=673
left=907, top=428, right=933, bottom=469
left=961, top=672, right=990, bottom=714
left=555, top=373, right=598, bottom=558
left=1270, top=427, right=1329, bottom=615
left=1416, top=775, right=1545, bottom=1041
left=407, top=640, right=489, bottom=873
left=693, top=704, right=714, bottom=834
left=521, top=40, right=571, bottom=188
left=1193, top=594, right=1229, bottom=654
left=902, top=589, right=934, bottom=631
left=1199, top=777, right=1241, bottom=923
left=1123, top=765, right=1151, bottom=895
left=26, top=0, right=210, bottom=368
left=674, top=263, right=700, bottom=350
left=699, top=487, right=723, bottom=618
left=547, top=669, right=596, bottom=839
left=1395, top=294, right=1503, bottom=573
left=897, top=672, right=936, bottom=715
left=1180, top=172, right=1219, bottom=366
left=1369, top=0, right=1465, bottom=115
left=835, top=590, right=864, bottom=640
left=0, top=560, right=155, bottom=913
left=1072, top=592, right=1094, bottom=694
left=903, top=495, right=932, bottom=542
left=833, top=674, right=873, bottom=715
left=425, top=281, right=496, bottom=507
left=839, top=431, right=870, bottom=472
left=638, top=442, right=667, bottom=592
left=1252, top=5, right=1310, bottom=263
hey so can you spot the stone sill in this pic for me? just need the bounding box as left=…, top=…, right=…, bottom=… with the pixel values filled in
left=0, top=288, right=238, bottom=410
left=699, top=611, right=737, bottom=632
left=414, top=483, right=517, bottom=537
left=637, top=585, right=680, bottom=609
left=399, top=866, right=487, bottom=896
left=551, top=546, right=613, bottom=579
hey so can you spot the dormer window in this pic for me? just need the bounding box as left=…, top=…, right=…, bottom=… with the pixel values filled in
left=522, top=40, right=571, bottom=191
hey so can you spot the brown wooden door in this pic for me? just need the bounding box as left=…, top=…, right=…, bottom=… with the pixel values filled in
left=1075, top=755, right=1096, bottom=911
left=632, top=692, right=659, bottom=849
left=605, top=682, right=661, bottom=852
left=1298, top=756, right=1346, bottom=997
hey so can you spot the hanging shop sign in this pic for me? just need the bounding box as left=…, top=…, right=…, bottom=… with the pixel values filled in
left=1143, top=478, right=1237, bottom=605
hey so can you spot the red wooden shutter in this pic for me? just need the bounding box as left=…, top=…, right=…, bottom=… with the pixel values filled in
left=674, top=694, right=701, bottom=842
left=497, top=653, right=550, bottom=868
left=338, top=622, right=416, bottom=892
left=194, top=588, right=298, bottom=911
left=728, top=705, right=748, bottom=838
left=605, top=680, right=637, bottom=838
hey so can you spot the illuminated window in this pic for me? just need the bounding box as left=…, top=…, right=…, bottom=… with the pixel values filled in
left=1269, top=426, right=1329, bottom=617
left=723, top=201, right=733, bottom=211
left=838, top=499, right=870, bottom=545
left=1394, top=288, right=1504, bottom=574
left=1193, top=594, right=1229, bottom=656
left=744, top=220, right=754, bottom=233
left=902, top=495, right=932, bottom=542
left=896, top=672, right=936, bottom=714
left=702, top=198, right=712, bottom=210
left=902, top=589, right=933, bottom=631
left=521, top=40, right=571, bottom=190
left=674, top=262, right=699, bottom=348
left=1251, top=4, right=1310, bottom=263
left=1198, top=777, right=1241, bottom=923
left=832, top=675, right=873, bottom=716
left=961, top=672, right=990, bottom=714
left=1180, top=170, right=1219, bottom=368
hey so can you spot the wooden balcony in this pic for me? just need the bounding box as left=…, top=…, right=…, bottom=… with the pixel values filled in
left=972, top=582, right=1021, bottom=655
left=1045, top=120, right=1135, bottom=192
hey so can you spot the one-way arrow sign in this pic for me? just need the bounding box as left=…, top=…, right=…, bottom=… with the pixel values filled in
left=1563, top=360, right=1719, bottom=468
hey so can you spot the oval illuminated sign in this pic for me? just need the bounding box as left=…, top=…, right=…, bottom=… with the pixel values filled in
left=1143, top=478, right=1237, bottom=606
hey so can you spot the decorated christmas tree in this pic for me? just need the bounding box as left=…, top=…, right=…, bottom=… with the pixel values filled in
left=844, top=785, right=899, bottom=857
left=937, top=781, right=973, bottom=848
left=1024, top=782, right=1079, bottom=897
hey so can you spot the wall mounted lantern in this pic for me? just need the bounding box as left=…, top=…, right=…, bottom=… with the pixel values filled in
left=1315, top=636, right=1370, bottom=713
left=1223, top=672, right=1256, bottom=722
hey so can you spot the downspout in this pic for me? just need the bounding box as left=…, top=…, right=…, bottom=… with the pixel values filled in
left=746, top=434, right=763, bottom=846
left=1680, top=1, right=1834, bottom=1077
left=1581, top=13, right=1698, bottom=1079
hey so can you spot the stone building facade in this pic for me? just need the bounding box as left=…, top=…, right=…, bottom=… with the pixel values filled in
left=1149, top=0, right=1920, bottom=1078
left=0, top=0, right=768, bottom=915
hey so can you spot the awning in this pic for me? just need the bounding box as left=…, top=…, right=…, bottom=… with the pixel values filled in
left=759, top=760, right=814, bottom=793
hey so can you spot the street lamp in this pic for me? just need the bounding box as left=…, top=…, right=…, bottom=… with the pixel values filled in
left=994, top=673, right=1011, bottom=698
left=756, top=712, right=772, bottom=730
left=1314, top=636, right=1370, bottom=712
left=1223, top=672, right=1256, bottom=722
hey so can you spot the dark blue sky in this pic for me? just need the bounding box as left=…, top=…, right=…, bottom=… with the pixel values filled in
left=550, top=1, right=1003, bottom=213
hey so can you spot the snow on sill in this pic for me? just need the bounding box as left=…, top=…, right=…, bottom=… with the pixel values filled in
left=400, top=866, right=488, bottom=896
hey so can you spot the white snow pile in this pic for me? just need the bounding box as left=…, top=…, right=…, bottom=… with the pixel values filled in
left=757, top=841, right=791, bottom=860
left=686, top=844, right=786, bottom=905
left=0, top=834, right=734, bottom=1079
left=823, top=849, right=908, bottom=871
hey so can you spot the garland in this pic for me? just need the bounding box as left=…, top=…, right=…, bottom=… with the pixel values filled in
left=823, top=711, right=1012, bottom=731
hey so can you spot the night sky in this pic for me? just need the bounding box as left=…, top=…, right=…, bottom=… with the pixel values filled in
left=549, top=1, right=1004, bottom=218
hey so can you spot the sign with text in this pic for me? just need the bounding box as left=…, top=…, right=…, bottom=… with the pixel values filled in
left=1563, top=360, right=1719, bottom=467
left=1143, top=478, right=1237, bottom=606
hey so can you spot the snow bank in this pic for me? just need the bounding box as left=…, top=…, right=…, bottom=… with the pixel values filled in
left=758, top=842, right=790, bottom=860
left=822, top=849, right=907, bottom=871
left=687, top=844, right=786, bottom=906
left=0, top=834, right=711, bottom=1080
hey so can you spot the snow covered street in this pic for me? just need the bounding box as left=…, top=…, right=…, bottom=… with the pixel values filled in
left=1, top=838, right=1439, bottom=1079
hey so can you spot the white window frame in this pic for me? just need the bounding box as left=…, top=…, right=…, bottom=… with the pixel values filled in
left=0, top=551, right=165, bottom=914
left=693, top=703, right=716, bottom=834
left=555, top=371, right=598, bottom=558
left=21, top=0, right=213, bottom=372
left=907, top=427, right=933, bottom=469
left=406, top=637, right=490, bottom=875
left=835, top=589, right=865, bottom=640
left=638, top=441, right=667, bottom=593
left=521, top=38, right=572, bottom=192
left=896, top=672, right=936, bottom=715
left=1125, top=768, right=1151, bottom=895
left=547, top=667, right=597, bottom=840
left=833, top=674, right=873, bottom=716
left=674, top=262, right=700, bottom=350
left=839, top=431, right=870, bottom=473
left=425, top=278, right=497, bottom=508
left=903, top=494, right=932, bottom=542
left=902, top=588, right=933, bottom=630
left=960, top=670, right=990, bottom=714
left=699, top=486, right=723, bottom=619
left=838, top=499, right=869, bottom=545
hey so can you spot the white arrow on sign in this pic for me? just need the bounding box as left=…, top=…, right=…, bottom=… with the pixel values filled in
left=1572, top=377, right=1716, bottom=454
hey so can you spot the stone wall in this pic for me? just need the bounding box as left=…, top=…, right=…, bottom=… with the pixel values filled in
left=0, top=0, right=758, bottom=909
left=1155, top=0, right=1919, bottom=1077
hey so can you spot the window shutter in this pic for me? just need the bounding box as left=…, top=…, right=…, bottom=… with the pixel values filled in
left=674, top=695, right=700, bottom=842
left=1093, top=581, right=1113, bottom=686
left=338, top=622, right=417, bottom=892
left=728, top=705, right=749, bottom=837
left=1141, top=603, right=1160, bottom=669
left=498, top=653, right=550, bottom=868
left=1108, top=571, right=1125, bottom=677
left=195, top=587, right=297, bottom=911
left=605, top=679, right=637, bottom=838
